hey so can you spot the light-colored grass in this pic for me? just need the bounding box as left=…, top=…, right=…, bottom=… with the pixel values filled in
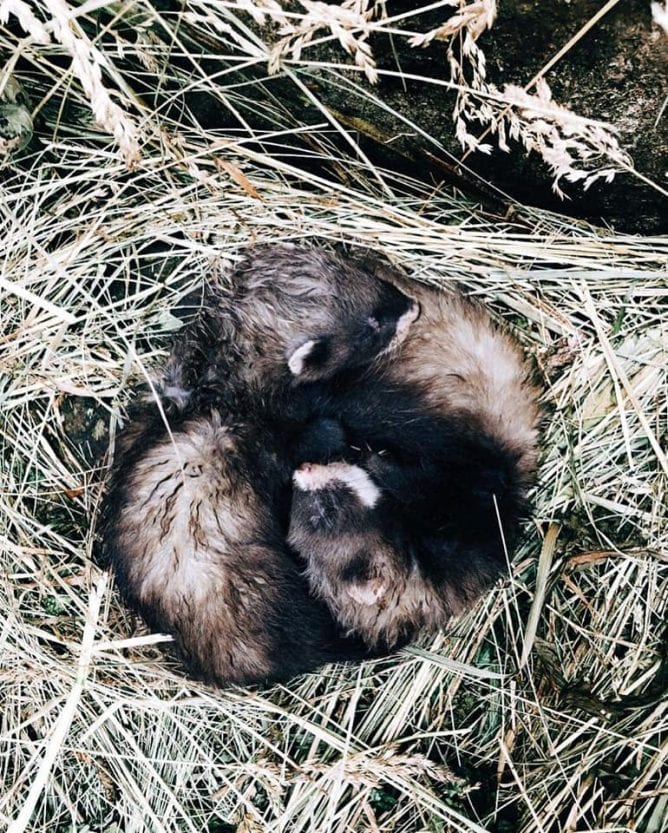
left=1, top=3, right=667, bottom=832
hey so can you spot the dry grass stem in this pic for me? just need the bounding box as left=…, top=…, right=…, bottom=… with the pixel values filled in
left=1, top=2, right=666, bottom=831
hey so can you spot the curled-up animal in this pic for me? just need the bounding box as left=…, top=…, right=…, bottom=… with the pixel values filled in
left=161, top=243, right=420, bottom=415
left=98, top=245, right=420, bottom=685
left=100, top=408, right=375, bottom=685
left=287, top=281, right=542, bottom=648
left=289, top=459, right=511, bottom=649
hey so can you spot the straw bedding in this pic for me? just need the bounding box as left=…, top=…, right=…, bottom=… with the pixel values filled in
left=1, top=3, right=666, bottom=831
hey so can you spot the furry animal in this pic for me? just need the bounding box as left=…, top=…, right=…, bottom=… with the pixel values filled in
left=98, top=245, right=420, bottom=685
left=101, top=409, right=371, bottom=684
left=289, top=458, right=518, bottom=649
left=286, top=280, right=541, bottom=648
left=160, top=244, right=420, bottom=415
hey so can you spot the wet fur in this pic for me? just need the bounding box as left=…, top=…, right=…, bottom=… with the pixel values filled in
left=159, top=245, right=419, bottom=414
left=289, top=459, right=512, bottom=648
left=287, top=277, right=541, bottom=648
left=98, top=245, right=418, bottom=685
left=100, top=408, right=372, bottom=684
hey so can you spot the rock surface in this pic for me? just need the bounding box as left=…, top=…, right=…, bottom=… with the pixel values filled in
left=293, top=0, right=667, bottom=232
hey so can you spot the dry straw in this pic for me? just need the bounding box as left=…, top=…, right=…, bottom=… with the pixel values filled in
left=1, top=2, right=666, bottom=832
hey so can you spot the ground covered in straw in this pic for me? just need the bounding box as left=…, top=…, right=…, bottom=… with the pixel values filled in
left=1, top=3, right=666, bottom=832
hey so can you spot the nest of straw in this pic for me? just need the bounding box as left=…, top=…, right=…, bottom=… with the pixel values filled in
left=1, top=3, right=666, bottom=832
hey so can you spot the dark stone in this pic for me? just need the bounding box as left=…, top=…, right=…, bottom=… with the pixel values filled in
left=287, top=0, right=667, bottom=232
left=173, top=0, right=665, bottom=232
left=14, top=0, right=663, bottom=231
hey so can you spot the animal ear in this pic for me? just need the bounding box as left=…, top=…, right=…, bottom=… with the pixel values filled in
left=341, top=551, right=388, bottom=606
left=287, top=337, right=332, bottom=379
left=347, top=576, right=387, bottom=606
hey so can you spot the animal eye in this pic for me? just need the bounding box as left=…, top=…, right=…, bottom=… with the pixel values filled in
left=367, top=316, right=380, bottom=331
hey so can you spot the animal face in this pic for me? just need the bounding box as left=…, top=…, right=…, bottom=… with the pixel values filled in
left=290, top=461, right=381, bottom=531
left=288, top=463, right=398, bottom=598
left=288, top=460, right=425, bottom=647
left=286, top=281, right=420, bottom=383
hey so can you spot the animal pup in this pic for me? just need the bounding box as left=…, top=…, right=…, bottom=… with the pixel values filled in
left=288, top=458, right=512, bottom=648
left=98, top=245, right=421, bottom=685
left=312, top=279, right=540, bottom=515
left=159, top=244, right=421, bottom=419
left=286, top=282, right=541, bottom=648
left=99, top=406, right=379, bottom=685
left=287, top=281, right=541, bottom=547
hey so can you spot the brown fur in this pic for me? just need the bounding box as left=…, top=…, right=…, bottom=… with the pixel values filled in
left=288, top=277, right=542, bottom=648
left=98, top=246, right=420, bottom=684
left=289, top=461, right=474, bottom=647
left=385, top=282, right=540, bottom=479
left=162, top=244, right=419, bottom=410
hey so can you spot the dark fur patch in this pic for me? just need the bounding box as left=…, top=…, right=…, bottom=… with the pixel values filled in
left=340, top=553, right=373, bottom=583
left=293, top=417, right=348, bottom=464
left=98, top=246, right=421, bottom=685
